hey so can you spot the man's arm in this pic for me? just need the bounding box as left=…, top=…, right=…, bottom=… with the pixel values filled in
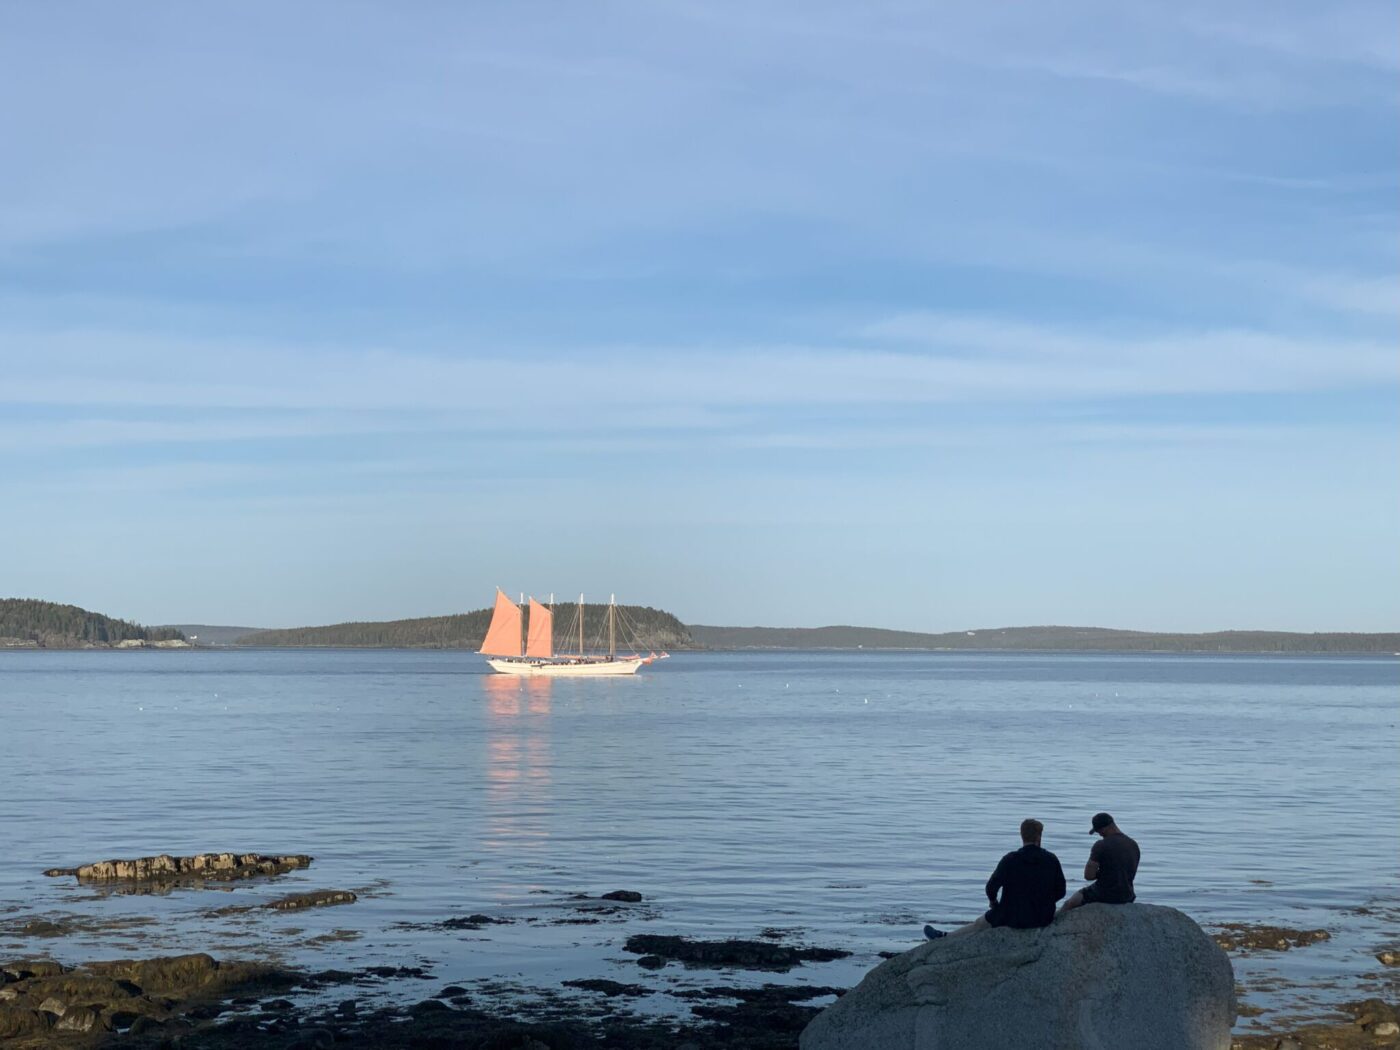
left=1053, top=857, right=1067, bottom=901
left=986, top=856, right=1008, bottom=905
left=1083, top=839, right=1102, bottom=881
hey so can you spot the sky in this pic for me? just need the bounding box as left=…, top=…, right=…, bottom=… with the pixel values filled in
left=1, top=1, right=1397, bottom=632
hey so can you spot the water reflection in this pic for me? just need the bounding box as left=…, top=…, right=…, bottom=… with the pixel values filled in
left=481, top=676, right=553, bottom=849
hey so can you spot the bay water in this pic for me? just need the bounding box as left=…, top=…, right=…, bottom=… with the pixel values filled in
left=1, top=649, right=1396, bottom=1030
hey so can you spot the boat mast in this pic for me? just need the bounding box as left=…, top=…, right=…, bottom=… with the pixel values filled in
left=578, top=594, right=584, bottom=657
left=608, top=594, right=616, bottom=659
left=519, top=593, right=526, bottom=658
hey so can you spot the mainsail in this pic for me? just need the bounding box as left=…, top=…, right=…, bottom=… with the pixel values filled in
left=526, top=599, right=553, bottom=658
left=479, top=590, right=523, bottom=656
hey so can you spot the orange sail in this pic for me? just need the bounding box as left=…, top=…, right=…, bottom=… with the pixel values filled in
left=526, top=599, right=553, bottom=658
left=479, top=590, right=523, bottom=656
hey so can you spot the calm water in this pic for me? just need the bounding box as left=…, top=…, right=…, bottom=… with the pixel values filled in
left=1, top=649, right=1396, bottom=1028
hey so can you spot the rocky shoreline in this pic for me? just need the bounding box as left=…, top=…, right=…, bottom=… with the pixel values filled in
left=4, top=854, right=1396, bottom=1049
left=2, top=939, right=1396, bottom=1050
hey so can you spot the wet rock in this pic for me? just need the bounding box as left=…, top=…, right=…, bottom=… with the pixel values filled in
left=0, top=1006, right=54, bottom=1038
left=1211, top=924, right=1331, bottom=952
left=636, top=955, right=667, bottom=970
left=127, top=1014, right=165, bottom=1037
left=44, top=851, right=313, bottom=882
left=694, top=999, right=823, bottom=1036
left=410, top=998, right=450, bottom=1013
left=2, top=960, right=65, bottom=981
left=6, top=971, right=148, bottom=1028
left=1231, top=998, right=1400, bottom=1049
left=676, top=985, right=846, bottom=1004
left=562, top=978, right=653, bottom=997
left=54, top=1005, right=105, bottom=1032
left=291, top=1027, right=336, bottom=1049
left=624, top=934, right=851, bottom=972
left=436, top=985, right=467, bottom=998
left=442, top=913, right=510, bottom=929
left=394, top=913, right=512, bottom=931
left=264, top=889, right=358, bottom=911
left=18, top=920, right=67, bottom=937
left=1378, top=950, right=1400, bottom=967
left=306, top=969, right=357, bottom=986
left=601, top=890, right=644, bottom=903
left=262, top=998, right=296, bottom=1012
left=1353, top=998, right=1399, bottom=1028
left=363, top=966, right=433, bottom=980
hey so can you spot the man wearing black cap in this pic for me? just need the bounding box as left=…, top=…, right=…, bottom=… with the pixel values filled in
left=1058, top=812, right=1140, bottom=915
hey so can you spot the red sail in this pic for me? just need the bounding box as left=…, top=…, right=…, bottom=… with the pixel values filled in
left=479, top=590, right=523, bottom=656
left=526, top=599, right=553, bottom=658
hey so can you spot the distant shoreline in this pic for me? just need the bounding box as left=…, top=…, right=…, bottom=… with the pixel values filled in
left=6, top=597, right=1396, bottom=655
left=6, top=643, right=1392, bottom=657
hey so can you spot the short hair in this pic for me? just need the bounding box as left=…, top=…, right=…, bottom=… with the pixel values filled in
left=1020, top=818, right=1044, bottom=844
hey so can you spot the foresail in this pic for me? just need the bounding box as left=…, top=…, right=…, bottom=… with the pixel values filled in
left=526, top=599, right=553, bottom=658
left=479, top=590, right=523, bottom=656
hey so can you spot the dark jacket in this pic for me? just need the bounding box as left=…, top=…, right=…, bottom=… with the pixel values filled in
left=985, top=844, right=1067, bottom=929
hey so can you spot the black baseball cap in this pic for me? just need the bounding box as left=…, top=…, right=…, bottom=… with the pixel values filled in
left=1090, top=812, right=1115, bottom=833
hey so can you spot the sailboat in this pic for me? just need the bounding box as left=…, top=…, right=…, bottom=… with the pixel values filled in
left=478, top=590, right=663, bottom=676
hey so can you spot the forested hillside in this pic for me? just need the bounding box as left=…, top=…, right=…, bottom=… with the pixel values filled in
left=686, top=624, right=1400, bottom=653
left=236, top=603, right=692, bottom=650
left=0, top=599, right=187, bottom=648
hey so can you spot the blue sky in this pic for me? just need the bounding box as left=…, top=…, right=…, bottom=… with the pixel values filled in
left=2, top=1, right=1396, bottom=631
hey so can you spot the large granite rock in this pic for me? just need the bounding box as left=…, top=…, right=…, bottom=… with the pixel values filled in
left=801, top=904, right=1235, bottom=1050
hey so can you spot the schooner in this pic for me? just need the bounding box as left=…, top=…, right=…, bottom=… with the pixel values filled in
left=478, top=590, right=664, bottom=676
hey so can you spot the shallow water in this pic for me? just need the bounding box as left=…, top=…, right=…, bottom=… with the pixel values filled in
left=1, top=649, right=1396, bottom=1028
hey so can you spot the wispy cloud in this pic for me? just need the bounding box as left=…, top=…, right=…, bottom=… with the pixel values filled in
left=3, top=313, right=1394, bottom=449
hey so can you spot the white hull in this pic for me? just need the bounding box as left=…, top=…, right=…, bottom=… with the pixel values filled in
left=487, top=657, right=645, bottom=677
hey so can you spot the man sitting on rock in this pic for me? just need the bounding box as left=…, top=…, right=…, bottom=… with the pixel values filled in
left=924, top=818, right=1066, bottom=940
left=1058, top=811, right=1140, bottom=916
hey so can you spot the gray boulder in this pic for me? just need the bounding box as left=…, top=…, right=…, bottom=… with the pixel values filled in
left=801, top=904, right=1235, bottom=1050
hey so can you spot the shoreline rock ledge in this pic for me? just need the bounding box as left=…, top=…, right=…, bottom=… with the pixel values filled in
left=43, top=852, right=312, bottom=882
left=800, top=904, right=1236, bottom=1050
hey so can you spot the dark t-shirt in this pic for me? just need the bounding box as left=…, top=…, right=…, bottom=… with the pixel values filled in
left=985, top=844, right=1067, bottom=929
left=1086, top=833, right=1140, bottom=904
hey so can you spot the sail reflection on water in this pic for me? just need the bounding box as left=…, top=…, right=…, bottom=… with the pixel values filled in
left=482, top=675, right=553, bottom=850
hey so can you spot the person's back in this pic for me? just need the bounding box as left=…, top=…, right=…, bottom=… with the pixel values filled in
left=986, top=841, right=1066, bottom=929
left=923, top=818, right=1066, bottom=941
left=1087, top=829, right=1140, bottom=904
left=1059, top=812, right=1141, bottom=915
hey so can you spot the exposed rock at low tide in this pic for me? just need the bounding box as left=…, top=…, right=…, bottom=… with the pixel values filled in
left=43, top=852, right=312, bottom=883
left=563, top=978, right=654, bottom=998
left=391, top=913, right=514, bottom=931
left=0, top=952, right=299, bottom=1046
left=1232, top=998, right=1400, bottom=1049
left=1211, top=923, right=1331, bottom=952
left=0, top=913, right=158, bottom=939
left=263, top=889, right=357, bottom=911
left=623, top=934, right=851, bottom=972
